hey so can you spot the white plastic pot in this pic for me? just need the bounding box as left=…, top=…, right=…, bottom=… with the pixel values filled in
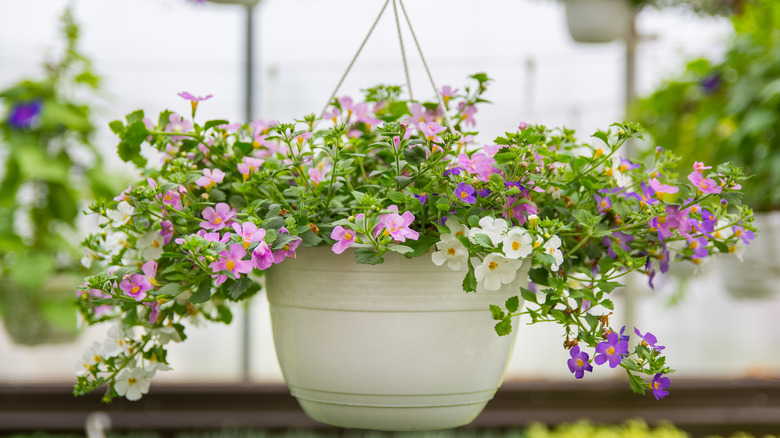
left=719, top=212, right=780, bottom=299
left=265, top=247, right=530, bottom=430
left=564, top=0, right=631, bottom=43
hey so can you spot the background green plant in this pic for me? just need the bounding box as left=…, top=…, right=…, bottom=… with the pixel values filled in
left=0, top=9, right=123, bottom=344
left=632, top=0, right=780, bottom=211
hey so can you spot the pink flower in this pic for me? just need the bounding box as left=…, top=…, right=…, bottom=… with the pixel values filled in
left=199, top=203, right=236, bottom=231
left=272, top=229, right=302, bottom=264
left=165, top=113, right=193, bottom=141
left=294, top=132, right=313, bottom=146
left=457, top=102, right=477, bottom=127
left=418, top=121, right=446, bottom=143
left=178, top=91, right=213, bottom=102
left=210, top=244, right=253, bottom=285
left=330, top=226, right=356, bottom=254
left=441, top=85, right=458, bottom=102
left=250, top=118, right=275, bottom=137
left=375, top=205, right=419, bottom=242
left=237, top=157, right=265, bottom=181
left=693, top=161, right=712, bottom=171
left=308, top=162, right=331, bottom=186
left=197, top=229, right=231, bottom=243
left=688, top=171, right=722, bottom=195
left=648, top=178, right=679, bottom=199
left=232, top=222, right=265, bottom=249
left=353, top=103, right=381, bottom=126
left=146, top=301, right=160, bottom=324
left=407, top=103, right=433, bottom=124
left=160, top=220, right=174, bottom=245
left=114, top=185, right=131, bottom=202
left=162, top=190, right=183, bottom=210
left=195, top=168, right=225, bottom=190
left=119, top=274, right=151, bottom=301
left=251, top=242, right=274, bottom=270
left=142, top=260, right=159, bottom=286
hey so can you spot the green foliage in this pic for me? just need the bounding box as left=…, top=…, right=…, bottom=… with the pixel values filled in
left=0, top=8, right=123, bottom=345
left=633, top=0, right=780, bottom=211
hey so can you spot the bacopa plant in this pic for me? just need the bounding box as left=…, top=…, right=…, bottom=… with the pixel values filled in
left=75, top=74, right=753, bottom=402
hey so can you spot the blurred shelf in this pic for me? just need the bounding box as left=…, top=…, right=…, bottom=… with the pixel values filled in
left=1, top=379, right=779, bottom=436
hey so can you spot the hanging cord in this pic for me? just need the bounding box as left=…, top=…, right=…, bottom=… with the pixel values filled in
left=319, top=0, right=391, bottom=120
left=398, top=0, right=456, bottom=135
left=392, top=0, right=413, bottom=102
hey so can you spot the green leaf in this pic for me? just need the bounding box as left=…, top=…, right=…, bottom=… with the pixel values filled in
left=535, top=252, right=556, bottom=267
left=462, top=260, right=477, bottom=292
left=550, top=309, right=567, bottom=323
left=403, top=234, right=438, bottom=258
left=597, top=281, right=620, bottom=293
left=435, top=197, right=451, bottom=211
left=151, top=283, right=179, bottom=296
left=387, top=191, right=405, bottom=204
left=109, top=120, right=124, bottom=135
left=216, top=305, right=233, bottom=324
left=529, top=268, right=549, bottom=286
left=190, top=282, right=211, bottom=304
left=489, top=304, right=505, bottom=320
left=585, top=313, right=600, bottom=331
left=505, top=295, right=520, bottom=313
left=299, top=230, right=323, bottom=247
left=592, top=130, right=610, bottom=146
left=354, top=248, right=384, bottom=265
left=388, top=244, right=413, bottom=254
left=520, top=287, right=537, bottom=304
left=205, top=120, right=229, bottom=131
left=403, top=145, right=428, bottom=165
left=126, top=110, right=145, bottom=125
left=472, top=233, right=493, bottom=248
left=494, top=317, right=512, bottom=336
left=621, top=358, right=642, bottom=372
left=627, top=371, right=647, bottom=395
left=600, top=299, right=614, bottom=310
left=228, top=277, right=253, bottom=300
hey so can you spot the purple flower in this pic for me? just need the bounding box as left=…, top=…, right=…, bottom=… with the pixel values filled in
left=651, top=373, right=671, bottom=400
left=567, top=345, right=593, bottom=379
left=518, top=122, right=528, bottom=131
left=444, top=166, right=463, bottom=176
left=8, top=100, right=42, bottom=129
left=594, top=331, right=629, bottom=368
left=178, top=91, right=213, bottom=102
left=251, top=242, right=274, bottom=271
left=634, top=328, right=665, bottom=351
left=232, top=222, right=265, bottom=249
left=701, top=73, right=721, bottom=94
left=455, top=182, right=476, bottom=204
left=733, top=225, right=755, bottom=244
left=160, top=220, right=174, bottom=245
left=165, top=113, right=193, bottom=141
left=330, top=225, right=356, bottom=254
left=686, top=235, right=709, bottom=259
left=618, top=158, right=640, bottom=173
left=146, top=300, right=160, bottom=324
left=119, top=274, right=152, bottom=301
left=478, top=188, right=491, bottom=198
left=602, top=231, right=634, bottom=259
left=649, top=205, right=688, bottom=241
left=648, top=178, right=679, bottom=199
left=413, top=193, right=428, bottom=205
left=629, top=181, right=658, bottom=207
left=199, top=203, right=236, bottom=231
left=272, top=228, right=302, bottom=264
left=595, top=191, right=612, bottom=213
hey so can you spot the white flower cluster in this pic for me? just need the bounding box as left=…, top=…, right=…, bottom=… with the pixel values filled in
left=76, top=324, right=180, bottom=401
left=431, top=215, right=563, bottom=291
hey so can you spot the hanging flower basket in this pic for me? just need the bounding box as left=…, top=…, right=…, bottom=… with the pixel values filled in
left=564, top=0, right=631, bottom=43
left=266, top=247, right=529, bottom=430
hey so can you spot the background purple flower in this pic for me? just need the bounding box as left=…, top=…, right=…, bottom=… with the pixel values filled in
left=567, top=345, right=593, bottom=379
left=455, top=182, right=476, bottom=204
left=8, top=100, right=42, bottom=129
left=594, top=331, right=629, bottom=368
left=651, top=373, right=671, bottom=400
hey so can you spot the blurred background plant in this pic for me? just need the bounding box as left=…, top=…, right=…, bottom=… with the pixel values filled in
left=633, top=0, right=780, bottom=298
left=0, top=8, right=122, bottom=344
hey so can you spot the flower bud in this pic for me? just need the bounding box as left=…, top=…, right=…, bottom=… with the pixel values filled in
left=528, top=214, right=539, bottom=228
left=200, top=193, right=209, bottom=200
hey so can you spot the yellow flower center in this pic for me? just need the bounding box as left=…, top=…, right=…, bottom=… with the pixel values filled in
left=345, top=232, right=353, bottom=240
left=131, top=286, right=139, bottom=294
left=658, top=216, right=666, bottom=224
left=460, top=191, right=468, bottom=199
left=735, top=229, right=743, bottom=237
left=488, top=261, right=498, bottom=270
left=128, top=377, right=137, bottom=385
left=226, top=260, right=235, bottom=271
left=576, top=359, right=584, bottom=367
left=594, top=148, right=604, bottom=158
left=533, top=241, right=541, bottom=248
left=548, top=247, right=555, bottom=254
left=653, top=381, right=660, bottom=390
left=214, top=217, right=223, bottom=225
left=152, top=240, right=160, bottom=248
left=447, top=248, right=456, bottom=256
left=512, top=241, right=520, bottom=251
left=607, top=346, right=615, bottom=355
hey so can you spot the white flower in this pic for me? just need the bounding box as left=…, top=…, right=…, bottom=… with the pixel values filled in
left=475, top=253, right=523, bottom=291
left=541, top=235, right=564, bottom=271
left=105, top=231, right=130, bottom=255
left=729, top=241, right=746, bottom=262
left=103, top=325, right=132, bottom=356
left=107, top=201, right=134, bottom=228
left=441, top=216, right=469, bottom=240
left=712, top=219, right=734, bottom=240
left=114, top=367, right=152, bottom=401
left=502, top=228, right=533, bottom=259
left=81, top=248, right=98, bottom=269
left=137, top=230, right=164, bottom=260
left=431, top=237, right=468, bottom=271
left=469, top=217, right=508, bottom=246
left=75, top=342, right=104, bottom=377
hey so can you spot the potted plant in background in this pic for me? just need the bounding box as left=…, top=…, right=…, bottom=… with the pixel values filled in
left=0, top=9, right=121, bottom=345
left=73, top=71, right=751, bottom=429
left=632, top=0, right=777, bottom=298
